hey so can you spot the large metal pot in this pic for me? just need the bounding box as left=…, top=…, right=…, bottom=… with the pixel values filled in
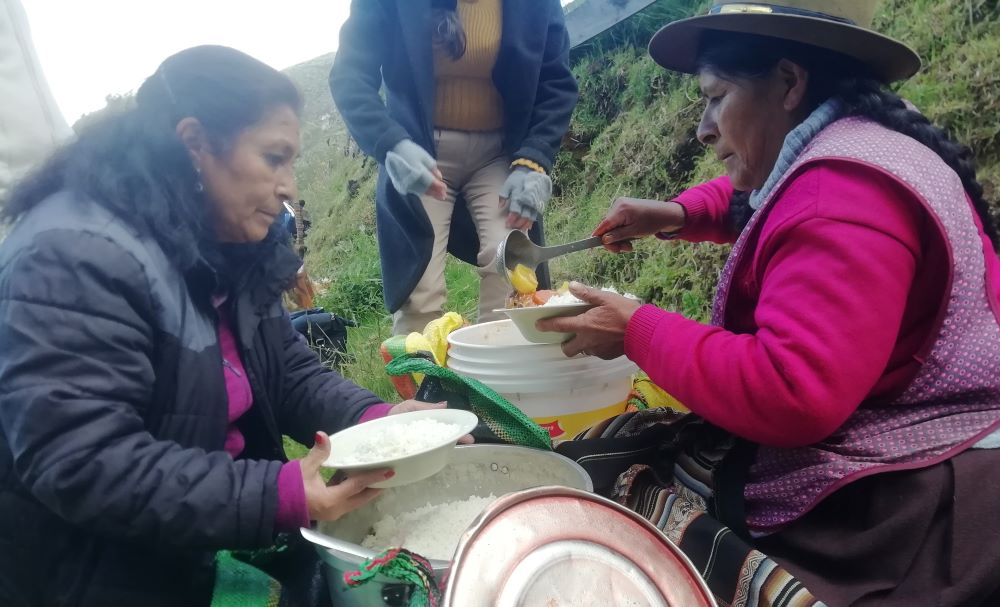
left=312, top=444, right=593, bottom=607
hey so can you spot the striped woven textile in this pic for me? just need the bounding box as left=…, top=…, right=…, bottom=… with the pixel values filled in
left=556, top=409, right=826, bottom=607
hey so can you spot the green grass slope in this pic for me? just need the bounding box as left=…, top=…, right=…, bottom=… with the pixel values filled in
left=289, top=0, right=999, bottom=392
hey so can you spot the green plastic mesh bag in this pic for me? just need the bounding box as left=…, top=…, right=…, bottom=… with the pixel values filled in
left=385, top=354, right=552, bottom=451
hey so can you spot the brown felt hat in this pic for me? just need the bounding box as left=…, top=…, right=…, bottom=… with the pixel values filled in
left=648, top=1, right=921, bottom=83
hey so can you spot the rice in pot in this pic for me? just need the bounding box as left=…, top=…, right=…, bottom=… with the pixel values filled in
left=361, top=494, right=497, bottom=560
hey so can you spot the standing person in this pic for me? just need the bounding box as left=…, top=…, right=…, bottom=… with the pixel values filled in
left=295, top=199, right=311, bottom=250
left=330, top=0, right=578, bottom=334
left=279, top=198, right=310, bottom=257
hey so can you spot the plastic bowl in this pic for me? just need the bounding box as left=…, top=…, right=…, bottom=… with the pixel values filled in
left=495, top=303, right=595, bottom=344
left=322, top=409, right=479, bottom=488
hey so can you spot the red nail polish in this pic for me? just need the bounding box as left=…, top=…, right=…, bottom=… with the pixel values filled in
left=384, top=470, right=396, bottom=479
left=314, top=432, right=324, bottom=445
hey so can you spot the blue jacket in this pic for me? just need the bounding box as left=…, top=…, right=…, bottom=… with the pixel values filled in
left=330, top=0, right=578, bottom=311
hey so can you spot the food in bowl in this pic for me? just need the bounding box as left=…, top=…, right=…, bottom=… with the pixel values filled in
left=505, top=264, right=568, bottom=308
left=507, top=264, right=550, bottom=308
left=505, top=263, right=639, bottom=310
left=360, top=494, right=498, bottom=560
left=322, top=409, right=479, bottom=488
left=335, top=418, right=461, bottom=466
left=509, top=263, right=538, bottom=295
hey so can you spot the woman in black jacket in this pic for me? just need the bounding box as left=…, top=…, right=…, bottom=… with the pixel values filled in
left=330, top=0, right=578, bottom=334
left=0, top=45, right=439, bottom=607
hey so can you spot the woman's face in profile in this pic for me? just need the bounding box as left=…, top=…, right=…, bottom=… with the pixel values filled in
left=200, top=104, right=301, bottom=243
left=695, top=64, right=806, bottom=192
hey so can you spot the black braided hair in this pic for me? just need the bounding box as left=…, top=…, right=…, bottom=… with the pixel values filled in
left=728, top=190, right=753, bottom=233
left=831, top=77, right=997, bottom=244
left=695, top=31, right=998, bottom=246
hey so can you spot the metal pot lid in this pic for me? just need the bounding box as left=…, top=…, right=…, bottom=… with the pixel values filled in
left=444, top=486, right=717, bottom=607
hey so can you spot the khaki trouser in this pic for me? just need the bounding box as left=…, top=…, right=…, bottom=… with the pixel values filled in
left=392, top=129, right=511, bottom=335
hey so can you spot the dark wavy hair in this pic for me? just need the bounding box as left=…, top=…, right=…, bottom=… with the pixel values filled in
left=2, top=45, right=303, bottom=271
left=695, top=31, right=998, bottom=247
left=431, top=3, right=467, bottom=60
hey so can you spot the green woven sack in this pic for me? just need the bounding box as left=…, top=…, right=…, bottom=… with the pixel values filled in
left=211, top=551, right=281, bottom=607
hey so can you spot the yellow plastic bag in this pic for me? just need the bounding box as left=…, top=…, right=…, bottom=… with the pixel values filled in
left=381, top=313, right=467, bottom=398
left=630, top=374, right=688, bottom=413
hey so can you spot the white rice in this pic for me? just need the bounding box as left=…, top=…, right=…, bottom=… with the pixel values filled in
left=339, top=419, right=460, bottom=465
left=543, top=286, right=639, bottom=306
left=361, top=494, right=497, bottom=560
left=544, top=291, right=586, bottom=306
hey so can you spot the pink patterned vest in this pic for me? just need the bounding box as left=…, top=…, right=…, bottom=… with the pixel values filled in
left=711, top=118, right=1000, bottom=533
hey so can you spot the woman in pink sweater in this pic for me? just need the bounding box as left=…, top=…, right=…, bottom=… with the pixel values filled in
left=543, top=2, right=1000, bottom=605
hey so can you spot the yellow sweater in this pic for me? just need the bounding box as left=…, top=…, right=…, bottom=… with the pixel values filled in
left=433, top=0, right=504, bottom=131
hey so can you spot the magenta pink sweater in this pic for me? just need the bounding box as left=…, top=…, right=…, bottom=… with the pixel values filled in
left=215, top=300, right=391, bottom=533
left=624, top=161, right=1000, bottom=447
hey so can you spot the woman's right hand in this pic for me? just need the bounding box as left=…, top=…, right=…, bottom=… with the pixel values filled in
left=593, top=198, right=686, bottom=252
left=301, top=431, right=392, bottom=522
left=385, top=139, right=447, bottom=200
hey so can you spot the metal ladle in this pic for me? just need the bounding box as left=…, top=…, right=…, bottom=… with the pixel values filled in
left=494, top=230, right=603, bottom=286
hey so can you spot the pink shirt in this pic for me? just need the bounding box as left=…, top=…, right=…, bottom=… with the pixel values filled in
left=216, top=304, right=253, bottom=456
left=214, top=297, right=392, bottom=532
left=624, top=162, right=1000, bottom=447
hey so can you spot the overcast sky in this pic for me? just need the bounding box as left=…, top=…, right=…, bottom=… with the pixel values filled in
left=23, top=0, right=575, bottom=126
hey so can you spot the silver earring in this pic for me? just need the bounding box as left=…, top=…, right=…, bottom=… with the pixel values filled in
left=194, top=166, right=204, bottom=193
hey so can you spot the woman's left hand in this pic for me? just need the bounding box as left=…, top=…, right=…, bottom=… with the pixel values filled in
left=535, top=282, right=642, bottom=359
left=389, top=399, right=475, bottom=443
left=500, top=167, right=552, bottom=231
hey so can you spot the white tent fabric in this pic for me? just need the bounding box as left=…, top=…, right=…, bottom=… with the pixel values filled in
left=0, top=0, right=71, bottom=201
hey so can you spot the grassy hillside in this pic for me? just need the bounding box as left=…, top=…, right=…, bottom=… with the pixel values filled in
left=288, top=0, right=1000, bottom=396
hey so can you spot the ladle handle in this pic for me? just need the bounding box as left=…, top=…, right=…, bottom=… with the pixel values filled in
left=534, top=236, right=603, bottom=265
left=300, top=527, right=366, bottom=557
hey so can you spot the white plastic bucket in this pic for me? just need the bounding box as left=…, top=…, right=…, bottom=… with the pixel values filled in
left=446, top=351, right=629, bottom=379
left=447, top=320, right=637, bottom=441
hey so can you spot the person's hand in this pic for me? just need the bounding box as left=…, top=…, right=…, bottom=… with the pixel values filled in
left=593, top=198, right=686, bottom=253
left=535, top=282, right=642, bottom=359
left=388, top=400, right=474, bottom=444
left=385, top=139, right=447, bottom=200
left=499, top=167, right=552, bottom=231
left=301, top=431, right=391, bottom=522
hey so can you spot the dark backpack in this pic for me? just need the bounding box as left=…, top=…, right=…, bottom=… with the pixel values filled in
left=289, top=308, right=357, bottom=367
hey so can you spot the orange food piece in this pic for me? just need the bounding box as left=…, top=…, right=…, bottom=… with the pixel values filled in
left=532, top=290, right=555, bottom=305
left=506, top=292, right=536, bottom=309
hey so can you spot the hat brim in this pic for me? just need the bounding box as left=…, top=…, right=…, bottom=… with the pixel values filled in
left=648, top=13, right=921, bottom=83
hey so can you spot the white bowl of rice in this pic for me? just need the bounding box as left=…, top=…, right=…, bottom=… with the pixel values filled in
left=323, top=408, right=479, bottom=488
left=497, top=287, right=641, bottom=345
